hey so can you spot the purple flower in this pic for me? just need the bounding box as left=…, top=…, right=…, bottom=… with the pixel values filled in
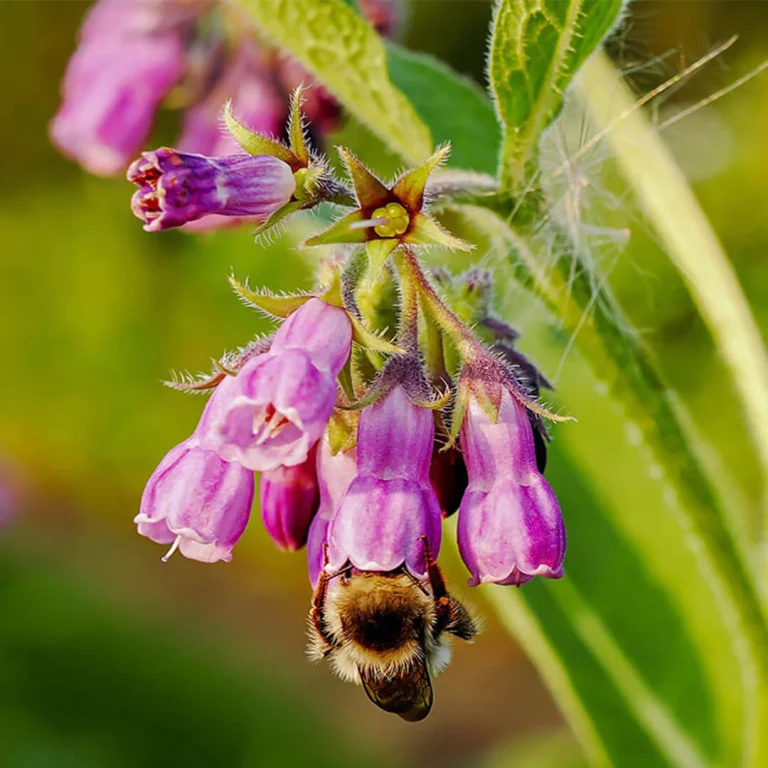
left=260, top=445, right=320, bottom=552
left=50, top=0, right=187, bottom=176
left=135, top=438, right=255, bottom=563
left=325, top=386, right=442, bottom=579
left=128, top=149, right=296, bottom=232
left=135, top=371, right=255, bottom=562
left=458, top=390, right=565, bottom=586
left=215, top=299, right=352, bottom=472
left=307, top=439, right=357, bottom=587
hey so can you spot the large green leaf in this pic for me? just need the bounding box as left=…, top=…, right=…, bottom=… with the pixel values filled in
left=488, top=0, right=626, bottom=189
left=385, top=45, right=501, bottom=174
left=451, top=202, right=768, bottom=765
left=229, top=0, right=432, bottom=164
left=576, top=52, right=768, bottom=560
left=480, top=317, right=745, bottom=768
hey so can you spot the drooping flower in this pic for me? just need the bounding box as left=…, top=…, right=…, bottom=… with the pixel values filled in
left=135, top=438, right=255, bottom=563
left=260, top=445, right=320, bottom=552
left=457, top=389, right=565, bottom=586
left=215, top=298, right=352, bottom=471
left=135, top=370, right=255, bottom=562
left=325, top=386, right=442, bottom=579
left=307, top=438, right=357, bottom=587
left=128, top=149, right=297, bottom=232
left=50, top=0, right=191, bottom=176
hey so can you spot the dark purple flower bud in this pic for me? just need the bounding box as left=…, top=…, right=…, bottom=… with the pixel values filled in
left=215, top=299, right=352, bottom=472
left=458, top=390, right=565, bottom=585
left=50, top=0, right=187, bottom=176
left=307, top=439, right=358, bottom=587
left=429, top=445, right=468, bottom=519
left=359, top=0, right=402, bottom=36
left=127, top=149, right=296, bottom=231
left=260, top=445, right=320, bottom=551
left=325, top=387, right=442, bottom=579
left=178, top=41, right=286, bottom=159
left=276, top=59, right=341, bottom=135
left=135, top=438, right=255, bottom=563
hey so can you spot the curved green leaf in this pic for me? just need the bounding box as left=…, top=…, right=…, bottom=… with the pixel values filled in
left=488, top=0, right=626, bottom=190
left=230, top=0, right=432, bottom=164
left=385, top=45, right=501, bottom=174
left=576, top=52, right=768, bottom=573
left=451, top=203, right=768, bottom=766
left=475, top=320, right=746, bottom=768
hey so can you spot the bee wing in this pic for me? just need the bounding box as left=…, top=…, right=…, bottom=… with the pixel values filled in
left=359, top=663, right=434, bottom=722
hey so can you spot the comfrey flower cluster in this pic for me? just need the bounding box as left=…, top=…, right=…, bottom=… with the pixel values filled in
left=121, top=89, right=568, bottom=720
left=51, top=0, right=397, bottom=227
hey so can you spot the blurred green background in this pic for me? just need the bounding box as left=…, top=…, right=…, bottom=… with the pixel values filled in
left=1, top=1, right=767, bottom=765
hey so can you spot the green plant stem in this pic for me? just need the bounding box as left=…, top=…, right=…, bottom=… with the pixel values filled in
left=576, top=52, right=768, bottom=586
left=392, top=251, right=419, bottom=352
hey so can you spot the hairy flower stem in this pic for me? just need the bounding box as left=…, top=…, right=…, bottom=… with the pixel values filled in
left=393, top=251, right=420, bottom=353
left=397, top=248, right=477, bottom=359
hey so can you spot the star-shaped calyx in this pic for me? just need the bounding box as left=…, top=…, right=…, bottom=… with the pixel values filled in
left=304, top=145, right=471, bottom=271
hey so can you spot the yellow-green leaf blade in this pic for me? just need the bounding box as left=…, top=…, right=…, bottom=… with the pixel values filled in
left=230, top=0, right=432, bottom=164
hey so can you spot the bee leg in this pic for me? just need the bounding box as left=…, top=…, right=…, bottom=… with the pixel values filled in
left=420, top=536, right=479, bottom=642
left=420, top=534, right=454, bottom=637
left=308, top=547, right=341, bottom=654
left=420, top=534, right=448, bottom=599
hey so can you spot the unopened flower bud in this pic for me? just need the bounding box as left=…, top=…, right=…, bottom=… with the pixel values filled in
left=429, top=445, right=468, bottom=518
left=128, top=149, right=296, bottom=232
left=260, top=446, right=320, bottom=551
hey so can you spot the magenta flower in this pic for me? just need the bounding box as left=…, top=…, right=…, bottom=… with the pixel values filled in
left=325, top=386, right=442, bottom=579
left=458, top=390, right=565, bottom=586
left=135, top=371, right=255, bottom=563
left=50, top=0, right=188, bottom=176
left=135, top=438, right=255, bottom=564
left=215, top=299, right=352, bottom=472
left=51, top=0, right=399, bottom=185
left=260, top=446, right=320, bottom=552
left=128, top=149, right=296, bottom=232
left=307, top=439, right=358, bottom=587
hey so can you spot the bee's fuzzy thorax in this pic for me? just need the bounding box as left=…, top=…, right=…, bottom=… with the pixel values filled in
left=310, top=572, right=445, bottom=683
